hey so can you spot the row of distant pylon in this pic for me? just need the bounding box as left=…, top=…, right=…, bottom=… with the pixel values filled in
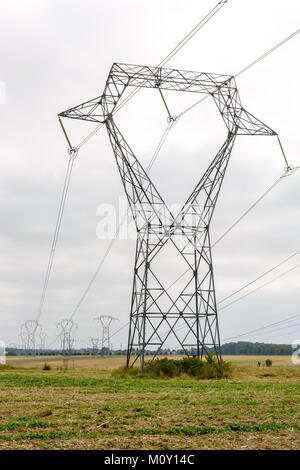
left=19, top=316, right=118, bottom=354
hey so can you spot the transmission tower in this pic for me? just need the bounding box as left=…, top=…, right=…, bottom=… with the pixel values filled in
left=56, top=319, right=77, bottom=355
left=59, top=63, right=276, bottom=372
left=90, top=338, right=100, bottom=355
left=95, top=316, right=119, bottom=352
left=39, top=332, right=47, bottom=350
left=20, top=324, right=27, bottom=351
left=22, top=320, right=41, bottom=354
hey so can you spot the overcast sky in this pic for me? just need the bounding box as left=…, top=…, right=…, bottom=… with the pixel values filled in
left=1, top=0, right=300, bottom=349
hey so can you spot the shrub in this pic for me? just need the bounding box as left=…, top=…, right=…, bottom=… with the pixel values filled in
left=265, top=359, right=272, bottom=367
left=0, top=364, right=15, bottom=370
left=147, top=357, right=179, bottom=378
left=112, top=366, right=141, bottom=378
left=147, top=356, right=231, bottom=379
left=112, top=356, right=232, bottom=379
left=43, top=363, right=51, bottom=371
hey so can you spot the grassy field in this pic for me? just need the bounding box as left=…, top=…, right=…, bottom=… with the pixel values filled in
left=0, top=355, right=299, bottom=450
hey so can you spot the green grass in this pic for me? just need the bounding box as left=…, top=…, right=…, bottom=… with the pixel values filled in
left=113, top=356, right=232, bottom=379
left=0, top=369, right=299, bottom=449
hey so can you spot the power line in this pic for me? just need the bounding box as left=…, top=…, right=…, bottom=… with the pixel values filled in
left=164, top=169, right=290, bottom=293
left=109, top=321, right=129, bottom=340
left=235, top=27, right=300, bottom=78
left=36, top=149, right=77, bottom=322
left=111, top=1, right=229, bottom=119
left=226, top=320, right=300, bottom=341
left=250, top=328, right=300, bottom=342
left=160, top=1, right=229, bottom=68
left=45, top=334, right=60, bottom=350
left=178, top=26, right=300, bottom=118
left=212, top=175, right=283, bottom=248
left=219, top=262, right=300, bottom=311
left=223, top=312, right=300, bottom=342
left=69, top=122, right=175, bottom=320
left=68, top=0, right=229, bottom=150
left=218, top=251, right=300, bottom=305
left=159, top=256, right=300, bottom=340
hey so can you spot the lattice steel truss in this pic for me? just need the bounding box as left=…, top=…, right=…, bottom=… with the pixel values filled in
left=90, top=338, right=100, bottom=355
left=60, top=63, right=276, bottom=372
left=95, top=316, right=119, bottom=351
left=56, top=319, right=77, bottom=354
left=21, top=320, right=41, bottom=354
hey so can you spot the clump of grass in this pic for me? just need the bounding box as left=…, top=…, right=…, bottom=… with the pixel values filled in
left=42, top=363, right=51, bottom=371
left=112, top=366, right=141, bottom=378
left=265, top=359, right=273, bottom=367
left=37, top=409, right=52, bottom=417
left=102, top=405, right=111, bottom=412
left=112, top=356, right=232, bottom=379
left=0, top=364, right=15, bottom=370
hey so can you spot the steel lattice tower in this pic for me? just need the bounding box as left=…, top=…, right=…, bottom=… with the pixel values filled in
left=90, top=338, right=100, bottom=355
left=56, top=319, right=77, bottom=355
left=21, top=320, right=41, bottom=354
left=95, top=316, right=118, bottom=352
left=59, top=63, right=276, bottom=372
left=39, top=332, right=47, bottom=350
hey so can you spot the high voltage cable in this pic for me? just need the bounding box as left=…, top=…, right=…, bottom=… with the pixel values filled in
left=212, top=176, right=283, bottom=248
left=234, top=27, right=300, bottom=78
left=45, top=122, right=175, bottom=344
left=69, top=122, right=175, bottom=320
left=164, top=168, right=290, bottom=293
left=91, top=221, right=300, bottom=344
left=158, top=253, right=300, bottom=340
left=218, top=250, right=300, bottom=305
left=48, top=252, right=300, bottom=347
left=36, top=151, right=77, bottom=323
left=110, top=322, right=130, bottom=340
left=219, top=262, right=300, bottom=311
left=250, top=328, right=300, bottom=341
left=111, top=0, right=229, bottom=118
left=178, top=26, right=300, bottom=118
left=75, top=23, right=300, bottom=147
left=71, top=0, right=229, bottom=150
left=103, top=253, right=300, bottom=344
left=223, top=312, right=300, bottom=342
left=65, top=124, right=175, bottom=339
left=162, top=250, right=299, bottom=338
left=159, top=1, right=228, bottom=67
left=225, top=320, right=300, bottom=342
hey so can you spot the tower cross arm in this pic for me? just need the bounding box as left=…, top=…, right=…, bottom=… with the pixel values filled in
left=59, top=94, right=106, bottom=123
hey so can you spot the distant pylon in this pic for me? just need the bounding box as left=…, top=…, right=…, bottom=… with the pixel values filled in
left=20, top=324, right=27, bottom=350
left=22, top=320, right=41, bottom=354
left=39, top=332, right=47, bottom=350
left=90, top=338, right=100, bottom=355
left=94, top=316, right=119, bottom=352
left=56, top=319, right=77, bottom=355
